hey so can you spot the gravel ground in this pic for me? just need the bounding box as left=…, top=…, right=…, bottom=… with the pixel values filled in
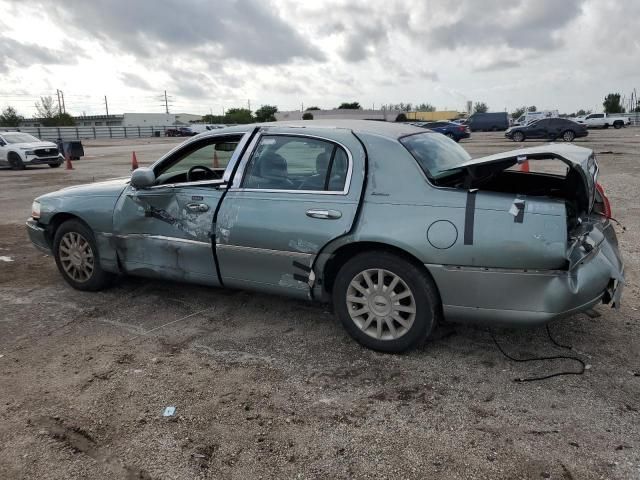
left=0, top=129, right=639, bottom=479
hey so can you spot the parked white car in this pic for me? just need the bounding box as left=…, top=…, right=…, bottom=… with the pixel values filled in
left=576, top=113, right=631, bottom=129
left=0, top=132, right=64, bottom=170
left=189, top=124, right=227, bottom=134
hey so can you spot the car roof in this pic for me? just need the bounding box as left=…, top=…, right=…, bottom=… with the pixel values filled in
left=195, top=120, right=427, bottom=141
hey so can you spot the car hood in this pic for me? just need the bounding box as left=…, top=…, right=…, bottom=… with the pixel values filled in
left=37, top=177, right=130, bottom=201
left=452, top=144, right=598, bottom=211
left=12, top=141, right=58, bottom=149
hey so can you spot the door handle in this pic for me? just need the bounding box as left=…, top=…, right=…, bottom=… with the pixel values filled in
left=306, top=209, right=342, bottom=219
left=186, top=203, right=210, bottom=213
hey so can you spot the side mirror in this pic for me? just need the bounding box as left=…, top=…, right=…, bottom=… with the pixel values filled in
left=130, top=167, right=156, bottom=189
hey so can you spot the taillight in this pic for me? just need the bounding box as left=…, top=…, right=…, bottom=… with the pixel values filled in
left=458, top=126, right=465, bottom=132
left=594, top=182, right=612, bottom=218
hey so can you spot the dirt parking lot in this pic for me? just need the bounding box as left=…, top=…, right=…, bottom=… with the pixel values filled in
left=1, top=129, right=639, bottom=479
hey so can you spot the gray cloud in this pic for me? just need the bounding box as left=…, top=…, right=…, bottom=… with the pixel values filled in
left=474, top=60, right=520, bottom=72
left=0, top=36, right=79, bottom=73
left=120, top=72, right=152, bottom=90
left=423, top=0, right=584, bottom=51
left=41, top=0, right=324, bottom=65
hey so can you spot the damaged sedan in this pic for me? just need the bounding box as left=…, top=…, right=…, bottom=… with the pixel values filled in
left=26, top=121, right=624, bottom=352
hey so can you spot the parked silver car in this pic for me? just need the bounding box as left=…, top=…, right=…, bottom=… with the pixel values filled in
left=27, top=121, right=624, bottom=352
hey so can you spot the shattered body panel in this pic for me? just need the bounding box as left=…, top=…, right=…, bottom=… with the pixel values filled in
left=28, top=121, right=624, bottom=328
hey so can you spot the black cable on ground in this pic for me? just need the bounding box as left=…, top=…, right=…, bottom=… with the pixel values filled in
left=489, top=325, right=586, bottom=382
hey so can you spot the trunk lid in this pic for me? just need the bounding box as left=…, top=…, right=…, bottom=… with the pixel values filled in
left=450, top=144, right=598, bottom=214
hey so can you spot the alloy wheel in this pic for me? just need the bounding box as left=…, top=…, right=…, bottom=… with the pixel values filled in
left=346, top=268, right=416, bottom=341
left=58, top=232, right=95, bottom=282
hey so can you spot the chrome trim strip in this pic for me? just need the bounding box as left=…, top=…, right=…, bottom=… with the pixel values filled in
left=216, top=243, right=313, bottom=258
left=230, top=131, right=354, bottom=196
left=99, top=233, right=211, bottom=247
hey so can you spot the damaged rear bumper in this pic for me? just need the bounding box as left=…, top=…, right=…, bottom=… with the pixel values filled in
left=426, top=221, right=624, bottom=326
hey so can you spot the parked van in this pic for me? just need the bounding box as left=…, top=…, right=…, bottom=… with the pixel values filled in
left=514, top=110, right=559, bottom=126
left=467, top=112, right=510, bottom=132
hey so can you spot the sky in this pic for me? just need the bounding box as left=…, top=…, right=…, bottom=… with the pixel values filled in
left=0, top=0, right=638, bottom=118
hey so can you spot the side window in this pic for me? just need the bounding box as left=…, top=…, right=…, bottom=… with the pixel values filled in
left=535, top=119, right=550, bottom=128
left=155, top=136, right=240, bottom=184
left=242, top=135, right=349, bottom=192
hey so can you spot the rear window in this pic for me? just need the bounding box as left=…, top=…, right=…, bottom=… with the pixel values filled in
left=400, top=132, right=471, bottom=180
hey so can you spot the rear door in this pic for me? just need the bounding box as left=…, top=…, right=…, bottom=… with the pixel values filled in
left=216, top=128, right=365, bottom=298
left=526, top=119, right=550, bottom=139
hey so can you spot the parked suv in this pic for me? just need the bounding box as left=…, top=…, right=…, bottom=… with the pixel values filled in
left=505, top=118, right=588, bottom=142
left=0, top=131, right=64, bottom=169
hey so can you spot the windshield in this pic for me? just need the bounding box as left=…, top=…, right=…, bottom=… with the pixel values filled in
left=400, top=132, right=471, bottom=179
left=1, top=133, right=40, bottom=144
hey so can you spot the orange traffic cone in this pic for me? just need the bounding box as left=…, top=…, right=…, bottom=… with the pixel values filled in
left=213, top=148, right=220, bottom=168
left=518, top=160, right=530, bottom=172
left=65, top=153, right=74, bottom=170
left=131, top=151, right=139, bottom=170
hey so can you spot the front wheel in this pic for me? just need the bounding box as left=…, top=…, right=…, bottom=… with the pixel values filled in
left=53, top=219, right=114, bottom=291
left=8, top=153, right=25, bottom=170
left=49, top=163, right=61, bottom=168
left=512, top=131, right=525, bottom=142
left=603, top=124, right=609, bottom=129
left=333, top=251, right=440, bottom=353
left=562, top=130, right=575, bottom=142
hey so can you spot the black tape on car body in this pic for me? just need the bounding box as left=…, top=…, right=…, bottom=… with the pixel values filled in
left=293, top=273, right=309, bottom=283
left=464, top=190, right=477, bottom=245
left=292, top=261, right=312, bottom=273
left=514, top=202, right=525, bottom=223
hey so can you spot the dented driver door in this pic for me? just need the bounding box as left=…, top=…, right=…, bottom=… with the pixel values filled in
left=111, top=133, right=249, bottom=286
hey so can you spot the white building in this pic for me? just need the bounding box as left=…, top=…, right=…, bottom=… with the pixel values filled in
left=275, top=109, right=403, bottom=122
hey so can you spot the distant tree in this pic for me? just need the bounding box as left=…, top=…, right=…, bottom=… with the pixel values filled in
left=53, top=113, right=76, bottom=126
left=337, top=102, right=361, bottom=110
left=603, top=93, right=625, bottom=114
left=473, top=102, right=488, bottom=114
left=302, top=112, right=314, bottom=120
left=201, top=114, right=225, bottom=124
left=527, top=105, right=537, bottom=112
left=254, top=105, right=278, bottom=122
left=511, top=106, right=527, bottom=120
left=576, top=109, right=591, bottom=116
left=0, top=106, right=23, bottom=127
left=224, top=108, right=254, bottom=124
left=305, top=106, right=320, bottom=111
left=34, top=96, right=57, bottom=121
left=415, top=103, right=436, bottom=112
left=395, top=113, right=407, bottom=122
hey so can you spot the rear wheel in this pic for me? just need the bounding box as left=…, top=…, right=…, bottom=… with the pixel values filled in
left=333, top=251, right=440, bottom=353
left=446, top=132, right=455, bottom=140
left=603, top=124, right=609, bottom=129
left=53, top=219, right=114, bottom=291
left=512, top=131, right=525, bottom=142
left=8, top=153, right=25, bottom=170
left=613, top=121, right=623, bottom=129
left=562, top=130, right=575, bottom=142
left=49, top=163, right=61, bottom=168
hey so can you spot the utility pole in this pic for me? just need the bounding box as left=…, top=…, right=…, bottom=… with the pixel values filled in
left=104, top=95, right=109, bottom=116
left=247, top=99, right=251, bottom=112
left=61, top=91, right=66, bottom=114
left=56, top=89, right=62, bottom=115
left=164, top=90, right=169, bottom=114
left=301, top=102, right=304, bottom=112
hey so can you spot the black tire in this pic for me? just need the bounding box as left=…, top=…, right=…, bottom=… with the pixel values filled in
left=445, top=132, right=455, bottom=140
left=8, top=152, right=25, bottom=170
left=613, top=121, right=623, bottom=129
left=49, top=163, right=61, bottom=168
left=562, top=130, right=575, bottom=142
left=332, top=251, right=440, bottom=353
left=603, top=124, right=609, bottom=129
left=512, top=131, right=525, bottom=142
left=53, top=219, right=114, bottom=291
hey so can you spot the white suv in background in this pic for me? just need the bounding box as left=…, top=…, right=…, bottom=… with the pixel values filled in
left=0, top=131, right=64, bottom=170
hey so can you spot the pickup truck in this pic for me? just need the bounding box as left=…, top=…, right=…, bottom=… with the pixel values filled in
left=575, top=113, right=631, bottom=129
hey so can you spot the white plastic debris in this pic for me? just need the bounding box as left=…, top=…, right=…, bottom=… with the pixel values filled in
left=163, top=406, right=176, bottom=417
left=0, top=256, right=13, bottom=262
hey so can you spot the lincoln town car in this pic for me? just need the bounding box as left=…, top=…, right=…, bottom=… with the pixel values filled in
left=27, top=121, right=624, bottom=352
